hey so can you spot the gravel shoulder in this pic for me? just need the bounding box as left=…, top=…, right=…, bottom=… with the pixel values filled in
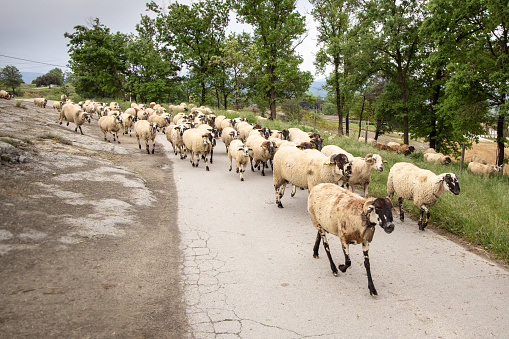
left=0, top=99, right=188, bottom=337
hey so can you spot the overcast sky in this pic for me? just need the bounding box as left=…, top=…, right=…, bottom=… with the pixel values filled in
left=0, top=0, right=323, bottom=79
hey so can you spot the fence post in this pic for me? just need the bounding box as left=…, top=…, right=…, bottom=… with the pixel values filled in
left=460, top=142, right=466, bottom=172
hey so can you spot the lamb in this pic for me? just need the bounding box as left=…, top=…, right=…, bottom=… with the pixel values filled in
left=387, top=162, right=460, bottom=230
left=148, top=113, right=172, bottom=133
left=59, top=104, right=91, bottom=134
left=308, top=183, right=395, bottom=296
left=134, top=120, right=158, bottom=154
left=467, top=162, right=502, bottom=177
left=228, top=140, right=253, bottom=181
left=182, top=128, right=214, bottom=171
left=424, top=152, right=452, bottom=165
left=245, top=135, right=277, bottom=176
left=34, top=98, right=47, bottom=108
left=98, top=114, right=123, bottom=143
left=166, top=124, right=188, bottom=159
left=120, top=113, right=136, bottom=136
left=221, top=127, right=238, bottom=152
left=273, top=147, right=352, bottom=208
left=470, top=154, right=488, bottom=165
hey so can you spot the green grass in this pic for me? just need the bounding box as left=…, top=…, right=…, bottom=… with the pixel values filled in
left=217, top=108, right=509, bottom=263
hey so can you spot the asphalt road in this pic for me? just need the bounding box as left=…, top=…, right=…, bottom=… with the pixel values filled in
left=157, top=135, right=509, bottom=338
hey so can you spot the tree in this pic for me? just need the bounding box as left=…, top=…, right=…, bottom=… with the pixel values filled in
left=234, top=0, right=312, bottom=119
left=0, top=65, right=23, bottom=95
left=33, top=72, right=62, bottom=87
left=65, top=18, right=128, bottom=98
left=424, top=0, right=509, bottom=164
left=311, top=0, right=351, bottom=135
left=144, top=0, right=230, bottom=106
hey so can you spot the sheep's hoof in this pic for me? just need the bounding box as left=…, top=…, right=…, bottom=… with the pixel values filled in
left=261, top=172, right=265, bottom=176
left=240, top=178, right=244, bottom=181
left=138, top=145, right=142, bottom=149
left=277, top=202, right=284, bottom=208
left=151, top=149, right=154, bottom=154
left=117, top=141, right=121, bottom=144
left=206, top=166, right=210, bottom=171
left=400, top=214, right=404, bottom=222
left=370, top=289, right=378, bottom=296
left=291, top=192, right=296, bottom=197
left=338, top=265, right=348, bottom=273
left=313, top=254, right=319, bottom=259
left=333, top=271, right=339, bottom=277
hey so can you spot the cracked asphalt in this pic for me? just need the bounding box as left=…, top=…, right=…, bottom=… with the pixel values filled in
left=158, top=134, right=509, bottom=338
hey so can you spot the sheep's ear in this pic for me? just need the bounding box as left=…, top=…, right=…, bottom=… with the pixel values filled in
left=325, top=161, right=331, bottom=166
left=436, top=176, right=445, bottom=184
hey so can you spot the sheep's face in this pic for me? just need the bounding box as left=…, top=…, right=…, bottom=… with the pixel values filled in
left=261, top=141, right=276, bottom=155
left=370, top=154, right=384, bottom=172
left=366, top=198, right=395, bottom=234
left=441, top=173, right=460, bottom=195
left=281, top=129, right=290, bottom=140
left=330, top=154, right=352, bottom=178
left=238, top=144, right=251, bottom=157
left=261, top=128, right=271, bottom=139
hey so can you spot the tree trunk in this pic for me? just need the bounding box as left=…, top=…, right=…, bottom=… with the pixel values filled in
left=345, top=111, right=350, bottom=136
left=497, top=112, right=505, bottom=166
left=358, top=96, right=365, bottom=139
left=223, top=94, right=228, bottom=110
left=269, top=66, right=277, bottom=120
left=375, top=120, right=382, bottom=141
left=200, top=80, right=206, bottom=106
left=429, top=69, right=442, bottom=150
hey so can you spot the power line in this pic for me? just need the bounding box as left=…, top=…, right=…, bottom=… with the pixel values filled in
left=0, top=54, right=68, bottom=69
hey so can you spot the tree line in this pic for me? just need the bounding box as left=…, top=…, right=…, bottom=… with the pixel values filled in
left=6, top=0, right=503, bottom=163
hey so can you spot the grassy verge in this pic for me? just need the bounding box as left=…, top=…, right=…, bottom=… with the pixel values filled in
left=216, top=108, right=509, bottom=264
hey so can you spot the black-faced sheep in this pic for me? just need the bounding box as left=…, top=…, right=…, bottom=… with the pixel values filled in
left=221, top=127, right=238, bottom=152
left=98, top=114, right=123, bottom=143
left=34, top=98, right=47, bottom=108
left=245, top=135, right=277, bottom=176
left=166, top=124, right=188, bottom=159
left=0, top=90, right=11, bottom=100
left=272, top=146, right=352, bottom=208
left=182, top=128, right=213, bottom=171
left=120, top=113, right=136, bottom=136
left=228, top=140, right=252, bottom=181
left=308, top=183, right=395, bottom=296
left=59, top=104, right=91, bottom=135
left=387, top=162, right=460, bottom=230
left=134, top=120, right=158, bottom=154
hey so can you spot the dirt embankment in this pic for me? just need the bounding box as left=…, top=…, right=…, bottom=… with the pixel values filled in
left=0, top=99, right=189, bottom=337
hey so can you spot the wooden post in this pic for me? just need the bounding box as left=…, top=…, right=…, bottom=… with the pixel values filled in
left=460, top=142, right=466, bottom=172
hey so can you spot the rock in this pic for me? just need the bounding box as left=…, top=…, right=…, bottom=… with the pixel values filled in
left=0, top=141, right=19, bottom=162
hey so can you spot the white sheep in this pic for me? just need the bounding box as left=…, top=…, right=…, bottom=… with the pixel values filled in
left=59, top=104, right=91, bottom=135
left=470, top=154, right=488, bottom=165
left=228, top=140, right=253, bottom=181
left=308, top=183, right=395, bottom=296
left=467, top=162, right=502, bottom=177
left=424, top=152, right=452, bottom=165
left=137, top=110, right=149, bottom=120
left=0, top=90, right=11, bottom=99
left=134, top=120, right=158, bottom=154
left=221, top=127, right=238, bottom=152
left=60, top=94, right=67, bottom=102
left=245, top=135, right=277, bottom=176
left=98, top=114, right=123, bottom=143
left=273, top=147, right=352, bottom=208
left=148, top=113, right=172, bottom=133
left=52, top=101, right=64, bottom=112
left=34, top=98, right=47, bottom=108
left=182, top=128, right=213, bottom=171
left=166, top=124, right=188, bottom=159
left=424, top=148, right=437, bottom=154
left=387, top=162, right=460, bottom=230
left=120, top=113, right=136, bottom=136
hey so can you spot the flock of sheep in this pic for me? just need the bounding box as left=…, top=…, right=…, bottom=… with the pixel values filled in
left=24, top=95, right=495, bottom=296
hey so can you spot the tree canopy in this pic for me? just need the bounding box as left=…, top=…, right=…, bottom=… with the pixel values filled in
left=0, top=65, right=23, bottom=95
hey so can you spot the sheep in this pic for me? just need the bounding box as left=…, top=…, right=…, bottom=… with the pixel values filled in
left=322, top=146, right=387, bottom=197
left=124, top=107, right=138, bottom=117
left=98, top=114, right=123, bottom=143
left=182, top=128, right=213, bottom=171
left=308, top=183, right=395, bottom=296
left=387, top=141, right=401, bottom=148
left=228, top=140, right=253, bottom=181
left=424, top=148, right=437, bottom=154
left=134, top=120, right=158, bottom=154
left=467, top=162, right=502, bottom=177
left=245, top=135, right=277, bottom=176
left=120, top=112, right=136, bottom=136
left=34, top=98, right=47, bottom=108
left=214, top=115, right=226, bottom=131
left=424, top=152, right=452, bottom=165
left=0, top=90, right=11, bottom=99
left=168, top=103, right=188, bottom=113
left=374, top=142, right=391, bottom=151
left=59, top=104, right=91, bottom=134
left=148, top=113, right=172, bottom=133
left=166, top=124, right=188, bottom=159
left=470, top=154, right=488, bottom=165
left=137, top=110, right=149, bottom=121
left=387, top=162, right=460, bottom=230
left=273, top=147, right=352, bottom=208
left=220, top=118, right=233, bottom=131
left=52, top=101, right=64, bottom=112
left=60, top=94, right=67, bottom=102
left=389, top=143, right=415, bottom=155
left=221, top=127, right=238, bottom=152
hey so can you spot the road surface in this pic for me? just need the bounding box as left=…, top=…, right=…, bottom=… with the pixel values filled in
left=157, top=135, right=509, bottom=338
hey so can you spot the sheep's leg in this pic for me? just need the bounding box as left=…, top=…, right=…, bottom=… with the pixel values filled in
left=250, top=157, right=255, bottom=172
left=228, top=156, right=233, bottom=172
left=291, top=185, right=297, bottom=197
left=240, top=164, right=245, bottom=181
left=204, top=154, right=209, bottom=171
left=151, top=139, right=155, bottom=154
left=275, top=183, right=286, bottom=208
left=362, top=242, right=377, bottom=296
left=318, top=227, right=338, bottom=276
left=418, top=206, right=430, bottom=231
left=261, top=162, right=266, bottom=176
left=363, top=184, right=369, bottom=198
left=313, top=231, right=321, bottom=258
left=137, top=135, right=141, bottom=149
left=210, top=149, right=214, bottom=164
left=398, top=197, right=404, bottom=221
left=338, top=242, right=351, bottom=273
left=190, top=152, right=195, bottom=167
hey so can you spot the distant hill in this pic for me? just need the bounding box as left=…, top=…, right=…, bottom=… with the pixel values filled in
left=308, top=78, right=328, bottom=97
left=21, top=72, right=44, bottom=84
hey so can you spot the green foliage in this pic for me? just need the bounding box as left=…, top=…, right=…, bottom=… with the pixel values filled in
left=0, top=65, right=23, bottom=95
left=32, top=72, right=62, bottom=87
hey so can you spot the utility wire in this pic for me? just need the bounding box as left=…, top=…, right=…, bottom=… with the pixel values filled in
left=0, top=54, right=68, bottom=68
